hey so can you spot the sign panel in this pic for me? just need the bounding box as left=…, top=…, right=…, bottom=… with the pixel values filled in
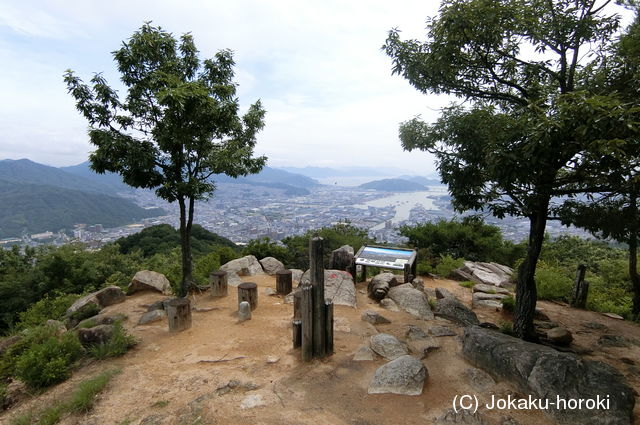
left=354, top=246, right=416, bottom=270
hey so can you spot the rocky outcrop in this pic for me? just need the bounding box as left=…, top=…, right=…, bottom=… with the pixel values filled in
left=259, top=257, right=285, bottom=275
left=435, top=287, right=455, bottom=299
left=473, top=283, right=510, bottom=295
left=380, top=298, right=399, bottom=311
left=221, top=255, right=264, bottom=276
left=370, top=333, right=409, bottom=360
left=387, top=284, right=434, bottom=320
left=128, top=271, right=173, bottom=295
left=452, top=261, right=513, bottom=287
left=368, top=355, right=427, bottom=395
left=290, top=269, right=304, bottom=284
left=434, top=297, right=479, bottom=326
left=66, top=285, right=126, bottom=317
left=462, top=326, right=635, bottom=425
left=300, top=269, right=357, bottom=307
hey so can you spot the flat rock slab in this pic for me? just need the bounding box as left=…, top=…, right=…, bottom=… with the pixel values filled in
left=405, top=325, right=429, bottom=340
left=368, top=355, right=427, bottom=396
left=361, top=310, right=391, bottom=325
left=388, top=284, right=434, bottom=320
left=435, top=287, right=455, bottom=299
left=370, top=333, right=409, bottom=360
left=429, top=325, right=457, bottom=337
left=407, top=338, right=440, bottom=359
left=472, top=292, right=508, bottom=301
left=353, top=346, right=375, bottom=361
left=473, top=299, right=503, bottom=309
left=434, top=297, right=479, bottom=327
left=138, top=309, right=166, bottom=325
left=67, top=285, right=126, bottom=316
left=473, top=283, right=510, bottom=295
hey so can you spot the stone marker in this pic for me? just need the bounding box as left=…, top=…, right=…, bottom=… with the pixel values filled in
left=238, top=301, right=251, bottom=322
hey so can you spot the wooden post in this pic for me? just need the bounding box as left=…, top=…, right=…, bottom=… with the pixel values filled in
left=166, top=298, right=192, bottom=332
left=411, top=259, right=417, bottom=279
left=292, top=319, right=302, bottom=348
left=300, top=284, right=313, bottom=361
left=360, top=265, right=367, bottom=283
left=571, top=264, right=587, bottom=308
left=293, top=290, right=302, bottom=321
left=324, top=299, right=333, bottom=355
left=238, top=282, right=258, bottom=310
left=310, top=237, right=326, bottom=358
left=404, top=263, right=415, bottom=284
left=210, top=270, right=228, bottom=297
left=276, top=269, right=293, bottom=295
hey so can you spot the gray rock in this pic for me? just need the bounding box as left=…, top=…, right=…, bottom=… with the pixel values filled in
left=337, top=244, right=354, bottom=255
left=290, top=269, right=304, bottom=284
left=500, top=417, right=519, bottom=425
left=301, top=269, right=356, bottom=307
left=435, top=287, right=455, bottom=299
left=473, top=283, right=510, bottom=295
left=380, top=298, right=400, bottom=311
left=429, top=325, right=457, bottom=337
left=259, top=257, right=285, bottom=275
left=66, top=285, right=126, bottom=316
left=264, top=287, right=277, bottom=296
left=473, top=299, right=503, bottom=309
left=407, top=338, right=440, bottom=358
left=411, top=278, right=424, bottom=291
left=452, top=261, right=513, bottom=287
left=77, top=324, right=114, bottom=346
left=424, top=287, right=437, bottom=299
left=370, top=333, right=409, bottom=360
left=238, top=301, right=251, bottom=322
left=583, top=322, right=608, bottom=331
left=434, top=297, right=479, bottom=327
left=388, top=284, right=434, bottom=320
left=128, top=271, right=173, bottom=295
left=368, top=272, right=397, bottom=300
left=220, top=255, right=264, bottom=276
left=368, top=355, right=427, bottom=395
left=462, top=367, right=496, bottom=391
left=435, top=408, right=489, bottom=425
left=598, top=334, right=631, bottom=348
left=227, top=272, right=244, bottom=287
left=472, top=292, right=508, bottom=301
left=546, top=327, right=573, bottom=345
left=146, top=300, right=167, bottom=312
left=138, top=309, right=166, bottom=325
left=353, top=346, right=375, bottom=361
left=405, top=325, right=429, bottom=340
left=462, top=326, right=635, bottom=425
left=361, top=310, right=391, bottom=325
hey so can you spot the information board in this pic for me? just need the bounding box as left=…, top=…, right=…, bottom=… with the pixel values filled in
left=354, top=246, right=416, bottom=270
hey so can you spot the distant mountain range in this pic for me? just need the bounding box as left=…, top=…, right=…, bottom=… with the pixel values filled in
left=359, top=178, right=428, bottom=192
left=281, top=166, right=411, bottom=178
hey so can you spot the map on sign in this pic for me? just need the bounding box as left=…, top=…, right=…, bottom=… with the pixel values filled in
left=354, top=246, right=416, bottom=270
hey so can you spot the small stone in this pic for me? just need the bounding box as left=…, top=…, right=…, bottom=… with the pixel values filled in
left=370, top=333, right=409, bottom=360
left=473, top=299, right=503, bottom=309
left=146, top=300, right=167, bottom=312
left=583, top=322, right=608, bottom=331
left=380, top=298, right=400, bottom=312
left=361, top=310, right=391, bottom=325
left=429, top=325, right=457, bottom=337
left=472, top=292, right=508, bottom=301
left=353, top=346, right=375, bottom=361
left=138, top=309, right=166, bottom=325
left=534, top=309, right=551, bottom=321
left=238, top=301, right=251, bottom=322
left=240, top=394, right=265, bottom=409
left=266, top=356, right=280, bottom=364
left=264, top=287, right=277, bottom=296
left=411, top=278, right=424, bottom=291
left=405, top=325, right=429, bottom=340
left=546, top=327, right=573, bottom=345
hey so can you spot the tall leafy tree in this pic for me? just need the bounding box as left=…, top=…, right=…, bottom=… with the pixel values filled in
left=65, top=23, right=266, bottom=296
left=384, top=0, right=638, bottom=339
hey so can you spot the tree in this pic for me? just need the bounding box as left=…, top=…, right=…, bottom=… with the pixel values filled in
left=384, top=0, right=638, bottom=339
left=65, top=23, right=266, bottom=296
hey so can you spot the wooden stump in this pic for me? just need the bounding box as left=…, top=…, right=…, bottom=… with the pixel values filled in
left=238, top=282, right=258, bottom=310
left=276, top=269, right=293, bottom=295
left=166, top=298, right=192, bottom=332
left=210, top=270, right=228, bottom=297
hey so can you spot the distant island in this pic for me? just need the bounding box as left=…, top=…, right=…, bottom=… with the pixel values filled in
left=359, top=178, right=428, bottom=192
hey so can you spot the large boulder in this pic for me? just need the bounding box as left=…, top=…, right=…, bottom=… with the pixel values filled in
left=66, top=285, right=126, bottom=317
left=368, top=355, right=427, bottom=395
left=387, top=283, right=434, bottom=320
left=77, top=324, right=114, bottom=346
left=452, top=261, right=513, bottom=287
left=367, top=272, right=397, bottom=300
left=463, top=326, right=635, bottom=425
left=433, top=297, right=479, bottom=327
left=128, top=271, right=173, bottom=295
left=370, top=333, right=409, bottom=360
left=259, top=257, right=285, bottom=275
left=290, top=269, right=304, bottom=285
left=220, top=255, right=264, bottom=276
left=300, top=269, right=356, bottom=307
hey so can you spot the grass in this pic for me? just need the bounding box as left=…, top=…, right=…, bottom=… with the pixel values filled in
left=501, top=296, right=515, bottom=313
left=459, top=281, right=474, bottom=288
left=87, top=323, right=137, bottom=359
left=10, top=369, right=120, bottom=425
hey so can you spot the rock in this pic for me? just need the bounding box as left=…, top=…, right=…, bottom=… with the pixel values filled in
left=473, top=283, right=510, bottom=295
left=139, top=415, right=166, bottom=425
left=463, top=367, right=496, bottom=391
left=435, top=287, right=455, bottom=299
left=238, top=301, right=251, bottom=322
left=368, top=355, right=427, bottom=395
left=452, top=261, right=513, bottom=287
left=405, top=325, right=429, bottom=340
left=424, top=287, right=436, bottom=299
left=290, top=269, right=304, bottom=284
left=146, top=300, right=167, bottom=312
left=472, top=292, right=508, bottom=301
left=500, top=417, right=519, bottom=425
left=361, top=310, right=391, bottom=325
left=583, top=322, right=608, bottom=331
left=0, top=335, right=22, bottom=355
left=546, top=327, right=573, bottom=345
left=264, top=287, right=277, bottom=296
left=129, top=271, right=173, bottom=295
left=380, top=298, right=400, bottom=311
left=473, top=299, right=503, bottom=309
left=411, top=278, right=424, bottom=291
left=78, top=313, right=127, bottom=328
left=388, top=284, right=434, bottom=320
left=337, top=244, right=354, bottom=255
left=77, top=324, right=114, bottom=346
left=435, top=408, right=489, bottom=425
left=367, top=272, right=397, bottom=300
left=226, top=272, right=244, bottom=287
left=266, top=355, right=280, bottom=364
left=602, top=312, right=624, bottom=320
left=434, top=297, right=479, bottom=327
left=221, top=255, right=264, bottom=276
left=66, top=285, right=126, bottom=316
left=534, top=309, right=551, bottom=321
left=479, top=322, right=499, bottom=330
left=259, top=257, right=285, bottom=275
left=462, top=326, right=635, bottom=425
left=429, top=325, right=457, bottom=337
left=240, top=394, right=266, bottom=409
left=370, top=333, right=409, bottom=360
left=407, top=338, right=440, bottom=358
left=353, top=346, right=375, bottom=361
left=598, top=334, right=631, bottom=348
left=138, top=309, right=166, bottom=325
left=534, top=320, right=560, bottom=330
left=300, top=269, right=356, bottom=307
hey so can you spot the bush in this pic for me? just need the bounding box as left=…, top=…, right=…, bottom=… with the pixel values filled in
left=242, top=237, right=290, bottom=265
left=535, top=262, right=573, bottom=301
left=433, top=255, right=465, bottom=277
left=15, top=331, right=83, bottom=388
left=501, top=295, right=515, bottom=313
left=17, top=293, right=80, bottom=330
left=88, top=323, right=137, bottom=359
left=459, top=281, right=474, bottom=288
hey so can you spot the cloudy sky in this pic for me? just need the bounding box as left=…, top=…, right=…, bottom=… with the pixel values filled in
left=0, top=0, right=452, bottom=175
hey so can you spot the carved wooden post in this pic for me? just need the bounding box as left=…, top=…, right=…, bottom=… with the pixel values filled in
left=210, top=270, right=228, bottom=297
left=276, top=269, right=293, bottom=295
left=166, top=298, right=192, bottom=332
left=300, top=284, right=313, bottom=361
left=293, top=290, right=302, bottom=321
left=571, top=264, right=588, bottom=308
left=310, top=237, right=326, bottom=357
left=238, top=282, right=258, bottom=310
left=324, top=299, right=333, bottom=355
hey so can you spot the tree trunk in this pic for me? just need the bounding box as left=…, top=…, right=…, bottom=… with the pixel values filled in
left=629, top=190, right=640, bottom=318
left=514, top=199, right=549, bottom=341
left=178, top=196, right=195, bottom=297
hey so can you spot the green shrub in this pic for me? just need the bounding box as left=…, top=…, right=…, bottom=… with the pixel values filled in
left=16, top=331, right=83, bottom=388
left=68, top=369, right=120, bottom=412
left=501, top=296, right=515, bottom=313
left=17, top=293, right=80, bottom=330
left=535, top=262, right=573, bottom=301
left=88, top=323, right=137, bottom=359
left=242, top=237, right=290, bottom=265
left=586, top=276, right=633, bottom=318
left=433, top=255, right=464, bottom=277
left=459, top=281, right=474, bottom=288
left=416, top=260, right=433, bottom=276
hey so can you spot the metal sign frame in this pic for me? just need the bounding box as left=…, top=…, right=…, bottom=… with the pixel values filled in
left=354, top=245, right=417, bottom=283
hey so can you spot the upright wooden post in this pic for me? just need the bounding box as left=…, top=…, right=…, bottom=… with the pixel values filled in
left=571, top=264, right=587, bottom=308
left=293, top=290, right=302, bottom=321
left=276, top=269, right=293, bottom=295
left=210, top=270, right=228, bottom=297
left=360, top=265, right=367, bottom=282
left=292, top=319, right=302, bottom=348
left=324, top=300, right=334, bottom=355
left=310, top=237, right=326, bottom=357
left=238, top=282, right=258, bottom=310
left=166, top=298, right=192, bottom=332
left=300, top=284, right=313, bottom=361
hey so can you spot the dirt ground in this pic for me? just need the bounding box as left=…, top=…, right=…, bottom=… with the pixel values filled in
left=2, top=275, right=639, bottom=425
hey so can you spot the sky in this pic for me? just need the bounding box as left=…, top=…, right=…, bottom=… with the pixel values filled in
left=0, top=0, right=454, bottom=175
